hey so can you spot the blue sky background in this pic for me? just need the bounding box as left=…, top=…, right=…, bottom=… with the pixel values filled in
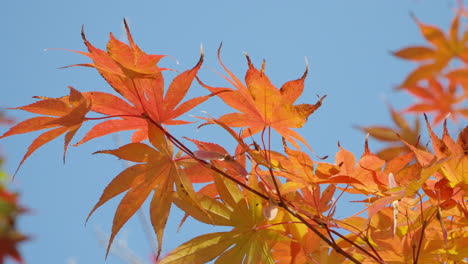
left=0, top=0, right=459, bottom=263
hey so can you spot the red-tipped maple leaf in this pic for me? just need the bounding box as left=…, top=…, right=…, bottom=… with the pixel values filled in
left=68, top=20, right=167, bottom=108
left=198, top=47, right=325, bottom=150
left=0, top=87, right=91, bottom=173
left=68, top=20, right=213, bottom=145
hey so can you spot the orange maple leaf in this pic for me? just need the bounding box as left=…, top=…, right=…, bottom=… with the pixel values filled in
left=76, top=91, right=148, bottom=144
left=326, top=141, right=387, bottom=195
left=445, top=66, right=468, bottom=98
left=87, top=121, right=197, bottom=259
left=198, top=47, right=325, bottom=150
left=68, top=20, right=213, bottom=145
left=359, top=105, right=421, bottom=160
left=272, top=219, right=343, bottom=264
left=404, top=78, right=467, bottom=124
left=394, top=13, right=468, bottom=88
left=0, top=87, right=91, bottom=173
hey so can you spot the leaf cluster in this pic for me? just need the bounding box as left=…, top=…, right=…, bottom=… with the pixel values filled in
left=1, top=9, right=468, bottom=264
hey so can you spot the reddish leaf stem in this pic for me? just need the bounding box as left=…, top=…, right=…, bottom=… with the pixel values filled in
left=85, top=114, right=141, bottom=121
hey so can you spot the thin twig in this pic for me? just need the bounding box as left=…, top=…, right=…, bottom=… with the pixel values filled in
left=414, top=192, right=426, bottom=264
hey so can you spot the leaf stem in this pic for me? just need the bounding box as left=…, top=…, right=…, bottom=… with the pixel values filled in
left=85, top=114, right=141, bottom=121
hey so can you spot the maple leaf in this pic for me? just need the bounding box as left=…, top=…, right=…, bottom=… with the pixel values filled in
left=198, top=47, right=325, bottom=150
left=331, top=142, right=386, bottom=195
left=68, top=20, right=167, bottom=106
left=393, top=126, right=466, bottom=197
left=270, top=196, right=362, bottom=264
left=275, top=138, right=362, bottom=189
left=445, top=66, right=468, bottom=98
left=279, top=183, right=339, bottom=227
left=161, top=174, right=282, bottom=264
left=76, top=91, right=148, bottom=144
left=272, top=225, right=342, bottom=264
left=0, top=87, right=91, bottom=173
left=0, top=235, right=28, bottom=264
left=67, top=20, right=214, bottom=145
left=0, top=186, right=28, bottom=264
left=424, top=121, right=468, bottom=189
left=359, top=105, right=420, bottom=160
left=394, top=14, right=468, bottom=88
left=275, top=139, right=316, bottom=184
left=87, top=121, right=198, bottom=259
left=404, top=78, right=467, bottom=125
left=338, top=202, right=456, bottom=263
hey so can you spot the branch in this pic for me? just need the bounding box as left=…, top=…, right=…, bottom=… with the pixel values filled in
left=144, top=114, right=368, bottom=263
left=281, top=205, right=363, bottom=264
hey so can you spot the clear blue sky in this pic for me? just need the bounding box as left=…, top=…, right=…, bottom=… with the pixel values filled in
left=1, top=1, right=457, bottom=263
